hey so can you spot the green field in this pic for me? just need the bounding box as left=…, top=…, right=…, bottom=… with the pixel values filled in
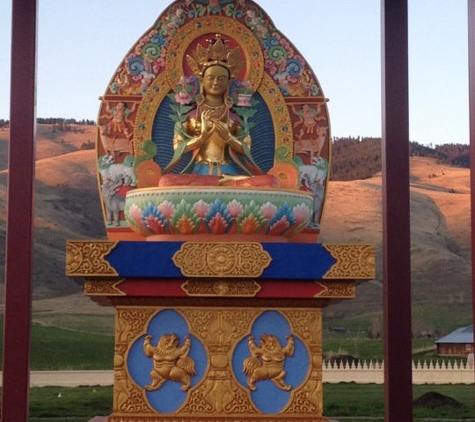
left=0, top=314, right=473, bottom=421
left=0, top=315, right=467, bottom=370
left=24, top=384, right=475, bottom=421
left=0, top=317, right=115, bottom=370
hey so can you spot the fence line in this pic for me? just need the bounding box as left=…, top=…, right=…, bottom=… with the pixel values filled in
left=323, top=360, right=474, bottom=384
left=0, top=360, right=472, bottom=387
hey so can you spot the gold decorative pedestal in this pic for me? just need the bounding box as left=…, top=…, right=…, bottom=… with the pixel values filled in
left=111, top=303, right=328, bottom=422
left=67, top=240, right=374, bottom=422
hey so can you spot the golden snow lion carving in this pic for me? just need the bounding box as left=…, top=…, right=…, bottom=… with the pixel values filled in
left=243, top=334, right=294, bottom=391
left=143, top=334, right=196, bottom=392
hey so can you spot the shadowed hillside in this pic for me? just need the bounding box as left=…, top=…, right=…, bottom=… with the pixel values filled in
left=320, top=157, right=471, bottom=336
left=330, top=136, right=470, bottom=181
left=0, top=125, right=105, bottom=300
left=0, top=125, right=471, bottom=336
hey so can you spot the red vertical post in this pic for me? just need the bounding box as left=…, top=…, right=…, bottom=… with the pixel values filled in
left=469, top=0, right=475, bottom=370
left=1, top=0, right=37, bottom=421
left=381, top=1, right=413, bottom=421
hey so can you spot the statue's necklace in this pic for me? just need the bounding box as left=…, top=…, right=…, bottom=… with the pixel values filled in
left=201, top=103, right=228, bottom=120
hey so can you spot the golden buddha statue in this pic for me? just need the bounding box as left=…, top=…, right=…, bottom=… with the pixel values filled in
left=159, top=35, right=279, bottom=188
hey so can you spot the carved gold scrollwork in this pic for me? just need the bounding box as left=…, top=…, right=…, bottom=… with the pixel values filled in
left=315, top=281, right=355, bottom=298
left=181, top=279, right=261, bottom=297
left=113, top=306, right=329, bottom=420
left=66, top=240, right=118, bottom=276
left=282, top=309, right=323, bottom=414
left=84, top=279, right=125, bottom=296
left=323, top=244, right=375, bottom=279
left=113, top=307, right=157, bottom=415
left=173, top=242, right=272, bottom=278
left=179, top=309, right=259, bottom=414
left=114, top=342, right=145, bottom=413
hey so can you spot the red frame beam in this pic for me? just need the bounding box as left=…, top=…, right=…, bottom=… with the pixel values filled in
left=469, top=0, right=475, bottom=374
left=1, top=1, right=472, bottom=420
left=381, top=1, right=413, bottom=421
left=1, top=0, right=37, bottom=420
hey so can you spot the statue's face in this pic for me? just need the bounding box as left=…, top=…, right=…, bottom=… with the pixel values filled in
left=202, top=65, right=230, bottom=97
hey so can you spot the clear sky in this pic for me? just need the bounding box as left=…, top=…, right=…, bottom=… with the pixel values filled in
left=0, top=0, right=470, bottom=145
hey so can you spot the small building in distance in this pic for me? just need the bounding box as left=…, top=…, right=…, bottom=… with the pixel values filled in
left=435, top=325, right=473, bottom=356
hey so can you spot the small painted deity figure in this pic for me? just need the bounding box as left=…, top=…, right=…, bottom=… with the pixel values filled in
left=243, top=334, right=294, bottom=391
left=161, top=35, right=279, bottom=188
left=292, top=104, right=325, bottom=134
left=100, top=101, right=136, bottom=140
left=143, top=334, right=196, bottom=392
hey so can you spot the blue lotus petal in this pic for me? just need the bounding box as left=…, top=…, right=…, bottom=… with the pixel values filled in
left=266, top=203, right=296, bottom=234
left=204, top=198, right=233, bottom=225
left=141, top=201, right=169, bottom=231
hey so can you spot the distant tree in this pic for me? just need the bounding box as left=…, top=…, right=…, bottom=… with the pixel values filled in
left=36, top=117, right=96, bottom=126
left=80, top=140, right=95, bottom=150
left=330, top=137, right=469, bottom=181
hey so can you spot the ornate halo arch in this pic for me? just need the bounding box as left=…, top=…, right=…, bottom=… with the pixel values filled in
left=134, top=16, right=293, bottom=160
left=164, top=17, right=265, bottom=92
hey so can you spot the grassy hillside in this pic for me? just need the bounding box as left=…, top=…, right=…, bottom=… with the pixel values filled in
left=0, top=125, right=472, bottom=340
left=330, top=136, right=470, bottom=181
left=320, top=157, right=471, bottom=337
left=0, top=125, right=105, bottom=300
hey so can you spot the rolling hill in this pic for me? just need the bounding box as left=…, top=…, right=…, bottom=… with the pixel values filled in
left=0, top=125, right=471, bottom=336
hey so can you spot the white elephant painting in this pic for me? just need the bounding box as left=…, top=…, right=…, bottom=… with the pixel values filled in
left=299, top=156, right=328, bottom=226
left=102, top=180, right=128, bottom=226
left=98, top=155, right=137, bottom=226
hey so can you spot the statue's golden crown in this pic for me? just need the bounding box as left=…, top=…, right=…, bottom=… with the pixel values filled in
left=186, top=34, right=245, bottom=79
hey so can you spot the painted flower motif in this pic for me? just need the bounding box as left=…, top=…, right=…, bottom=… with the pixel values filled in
left=141, top=202, right=169, bottom=234
left=175, top=215, right=196, bottom=235
left=171, top=199, right=200, bottom=234
left=240, top=214, right=261, bottom=234
left=194, top=199, right=210, bottom=218
left=280, top=38, right=291, bottom=50
left=205, top=199, right=233, bottom=234
left=227, top=199, right=243, bottom=218
left=175, top=89, right=192, bottom=105
left=134, top=45, right=143, bottom=57
left=153, top=57, right=166, bottom=73
left=293, top=203, right=310, bottom=225
left=209, top=0, right=220, bottom=8
left=144, top=215, right=168, bottom=234
left=129, top=204, right=143, bottom=225
left=264, top=60, right=277, bottom=76
left=208, top=213, right=229, bottom=234
left=267, top=203, right=295, bottom=235
left=158, top=200, right=175, bottom=219
left=260, top=202, right=278, bottom=219
left=268, top=216, right=291, bottom=236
